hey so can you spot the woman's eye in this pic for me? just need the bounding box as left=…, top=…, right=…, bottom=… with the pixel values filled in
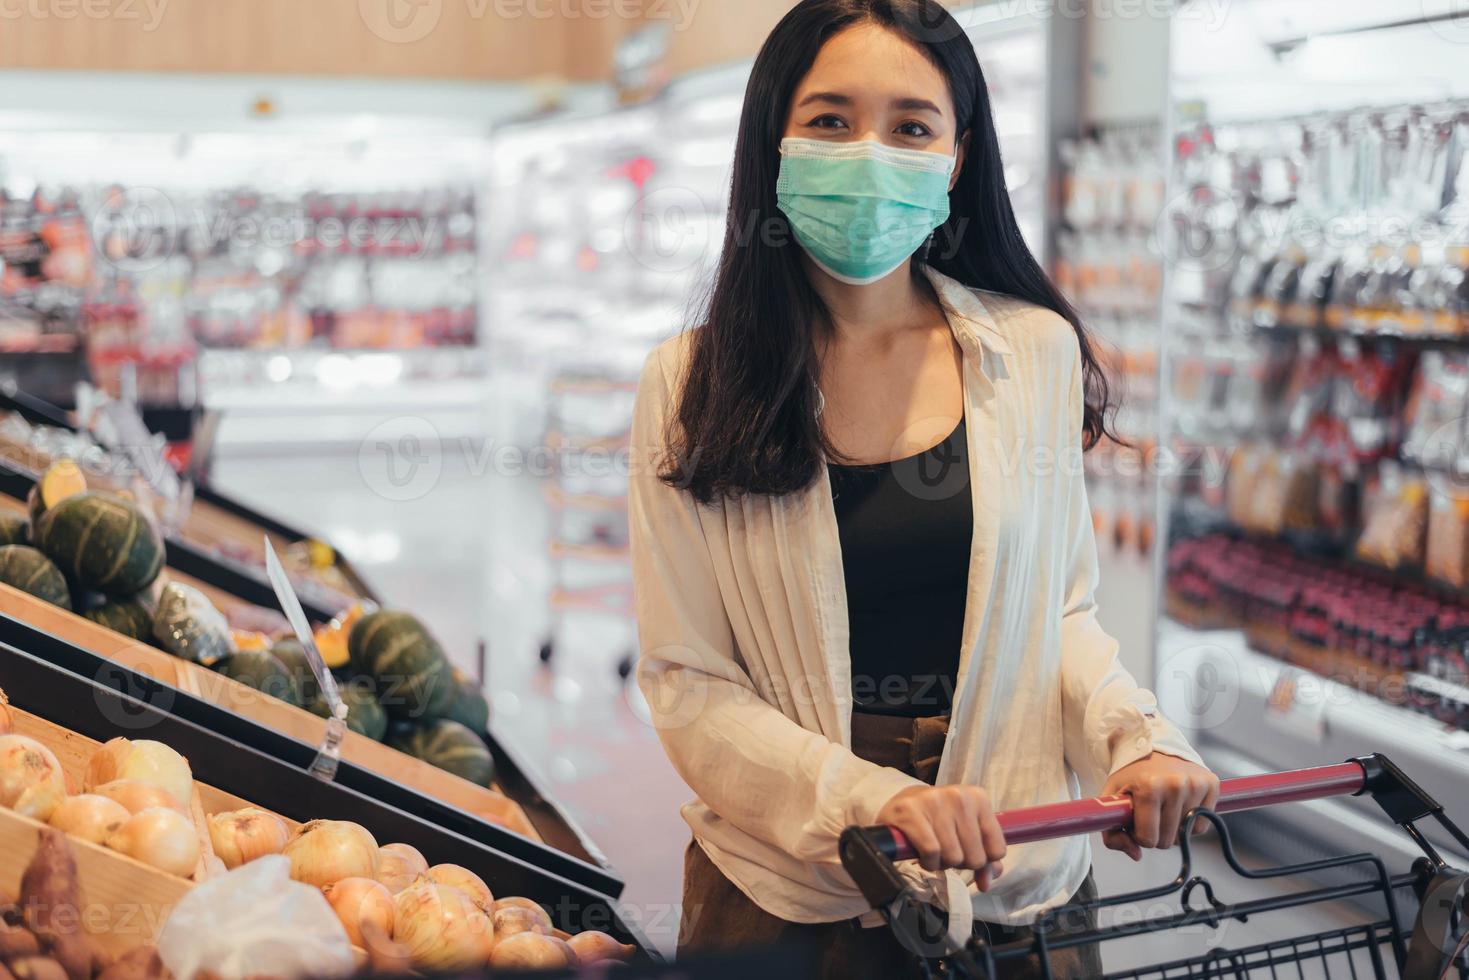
left=808, top=115, right=847, bottom=130
left=896, top=122, right=934, bottom=138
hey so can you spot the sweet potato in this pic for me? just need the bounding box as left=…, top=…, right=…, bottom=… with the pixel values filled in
left=7, top=958, right=66, bottom=980
left=19, top=830, right=91, bottom=980
left=94, top=947, right=167, bottom=980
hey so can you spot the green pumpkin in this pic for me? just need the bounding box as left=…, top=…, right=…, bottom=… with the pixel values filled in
left=445, top=668, right=489, bottom=734
left=35, top=492, right=164, bottom=596
left=389, top=719, right=494, bottom=787
left=0, top=545, right=71, bottom=609
left=217, top=649, right=304, bottom=706
left=310, top=682, right=388, bottom=741
left=347, top=610, right=455, bottom=720
left=0, top=516, right=29, bottom=546
left=269, top=638, right=322, bottom=705
left=82, top=596, right=155, bottom=641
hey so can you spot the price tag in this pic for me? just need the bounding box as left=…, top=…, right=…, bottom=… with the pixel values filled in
left=1264, top=668, right=1328, bottom=744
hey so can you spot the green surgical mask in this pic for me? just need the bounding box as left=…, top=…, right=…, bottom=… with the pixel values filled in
left=776, top=138, right=956, bottom=285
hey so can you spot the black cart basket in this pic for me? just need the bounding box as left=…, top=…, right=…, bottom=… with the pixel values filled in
left=840, top=756, right=1469, bottom=979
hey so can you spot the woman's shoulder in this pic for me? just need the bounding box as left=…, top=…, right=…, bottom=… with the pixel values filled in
left=639, top=330, right=696, bottom=393
left=963, top=288, right=1081, bottom=379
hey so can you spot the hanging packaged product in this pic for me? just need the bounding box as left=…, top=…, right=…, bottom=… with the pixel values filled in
left=1401, top=351, right=1469, bottom=468
left=1426, top=490, right=1469, bottom=590
left=1355, top=462, right=1429, bottom=570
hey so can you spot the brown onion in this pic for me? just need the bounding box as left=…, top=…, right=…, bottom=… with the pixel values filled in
left=489, top=933, right=572, bottom=971
left=324, top=877, right=396, bottom=947
left=376, top=843, right=428, bottom=894
left=567, top=930, right=637, bottom=964
left=426, top=864, right=492, bottom=911
left=283, top=819, right=379, bottom=889
left=85, top=738, right=193, bottom=810
left=106, top=807, right=200, bottom=877
left=0, top=735, right=67, bottom=821
left=92, top=780, right=184, bottom=815
left=394, top=880, right=495, bottom=970
left=492, top=906, right=550, bottom=941
left=207, top=808, right=289, bottom=869
left=48, top=794, right=131, bottom=844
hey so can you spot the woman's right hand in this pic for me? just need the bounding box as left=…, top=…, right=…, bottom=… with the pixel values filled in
left=874, top=785, right=1007, bottom=889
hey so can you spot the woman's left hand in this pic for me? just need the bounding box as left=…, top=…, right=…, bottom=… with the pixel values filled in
left=1100, top=754, right=1220, bottom=860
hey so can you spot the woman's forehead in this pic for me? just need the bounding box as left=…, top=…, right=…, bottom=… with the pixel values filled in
left=793, top=23, right=954, bottom=117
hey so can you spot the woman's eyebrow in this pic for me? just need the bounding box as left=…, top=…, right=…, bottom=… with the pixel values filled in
left=796, top=91, right=853, bottom=107
left=892, top=97, right=944, bottom=115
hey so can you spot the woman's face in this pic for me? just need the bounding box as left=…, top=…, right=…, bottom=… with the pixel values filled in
left=783, top=22, right=966, bottom=186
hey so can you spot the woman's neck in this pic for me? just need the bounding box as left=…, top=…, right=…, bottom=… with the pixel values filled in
left=808, top=259, right=937, bottom=345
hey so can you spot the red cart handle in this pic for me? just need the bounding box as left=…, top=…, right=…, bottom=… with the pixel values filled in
left=877, top=761, right=1366, bottom=862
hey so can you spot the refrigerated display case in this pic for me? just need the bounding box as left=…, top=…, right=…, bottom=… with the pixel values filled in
left=1154, top=0, right=1469, bottom=868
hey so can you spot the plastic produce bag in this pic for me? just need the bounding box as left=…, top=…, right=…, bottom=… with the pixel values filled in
left=152, top=581, right=233, bottom=666
left=157, top=855, right=354, bottom=980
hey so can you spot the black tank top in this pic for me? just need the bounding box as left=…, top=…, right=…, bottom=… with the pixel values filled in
left=828, top=418, right=972, bottom=717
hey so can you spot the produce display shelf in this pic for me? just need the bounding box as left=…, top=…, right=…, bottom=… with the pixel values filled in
left=1154, top=618, right=1469, bottom=865
left=0, top=637, right=656, bottom=957
left=0, top=388, right=376, bottom=615
left=0, top=602, right=624, bottom=899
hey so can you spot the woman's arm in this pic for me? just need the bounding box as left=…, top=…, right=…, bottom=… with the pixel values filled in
left=629, top=343, right=922, bottom=866
left=1055, top=343, right=1219, bottom=854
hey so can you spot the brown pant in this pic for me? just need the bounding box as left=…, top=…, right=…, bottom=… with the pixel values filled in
left=678, top=712, right=1103, bottom=979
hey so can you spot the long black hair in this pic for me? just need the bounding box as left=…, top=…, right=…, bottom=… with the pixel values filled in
left=661, top=0, right=1113, bottom=503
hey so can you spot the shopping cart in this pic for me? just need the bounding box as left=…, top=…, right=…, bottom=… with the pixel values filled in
left=839, top=755, right=1469, bottom=979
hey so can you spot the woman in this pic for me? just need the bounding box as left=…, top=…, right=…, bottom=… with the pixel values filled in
left=629, top=1, right=1218, bottom=976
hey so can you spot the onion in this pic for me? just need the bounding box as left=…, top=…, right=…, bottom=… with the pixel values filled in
left=376, top=843, right=428, bottom=894
left=492, top=906, right=550, bottom=941
left=283, top=819, right=379, bottom=889
left=106, top=807, right=200, bottom=877
left=207, top=807, right=289, bottom=869
left=567, top=930, right=637, bottom=964
left=426, top=864, right=492, bottom=911
left=92, top=780, right=184, bottom=815
left=48, top=794, right=131, bottom=844
left=84, top=738, right=193, bottom=811
left=0, top=734, right=67, bottom=820
left=323, top=877, right=396, bottom=947
left=493, top=898, right=552, bottom=931
left=489, top=933, right=572, bottom=971
left=394, top=880, right=495, bottom=971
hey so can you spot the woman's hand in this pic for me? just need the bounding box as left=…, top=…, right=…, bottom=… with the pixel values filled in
left=873, top=785, right=1006, bottom=889
left=1101, top=754, right=1221, bottom=860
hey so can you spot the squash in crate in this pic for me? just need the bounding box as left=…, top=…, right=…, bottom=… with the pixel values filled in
left=0, top=514, right=29, bottom=546
left=215, top=650, right=304, bottom=708
left=389, top=720, right=494, bottom=788
left=0, top=546, right=71, bottom=610
left=26, top=459, right=87, bottom=527
left=348, top=611, right=455, bottom=720
left=309, top=683, right=388, bottom=742
left=81, top=597, right=154, bottom=643
left=34, top=494, right=164, bottom=597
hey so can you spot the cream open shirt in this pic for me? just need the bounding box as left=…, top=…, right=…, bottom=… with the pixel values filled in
left=629, top=267, right=1202, bottom=929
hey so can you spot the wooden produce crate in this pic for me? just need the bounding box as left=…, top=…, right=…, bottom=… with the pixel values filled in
left=0, top=641, right=654, bottom=957
left=0, top=392, right=373, bottom=613
left=0, top=591, right=623, bottom=898
left=0, top=582, right=535, bottom=838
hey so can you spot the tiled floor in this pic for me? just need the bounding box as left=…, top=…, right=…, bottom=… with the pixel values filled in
left=212, top=444, right=1405, bottom=966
